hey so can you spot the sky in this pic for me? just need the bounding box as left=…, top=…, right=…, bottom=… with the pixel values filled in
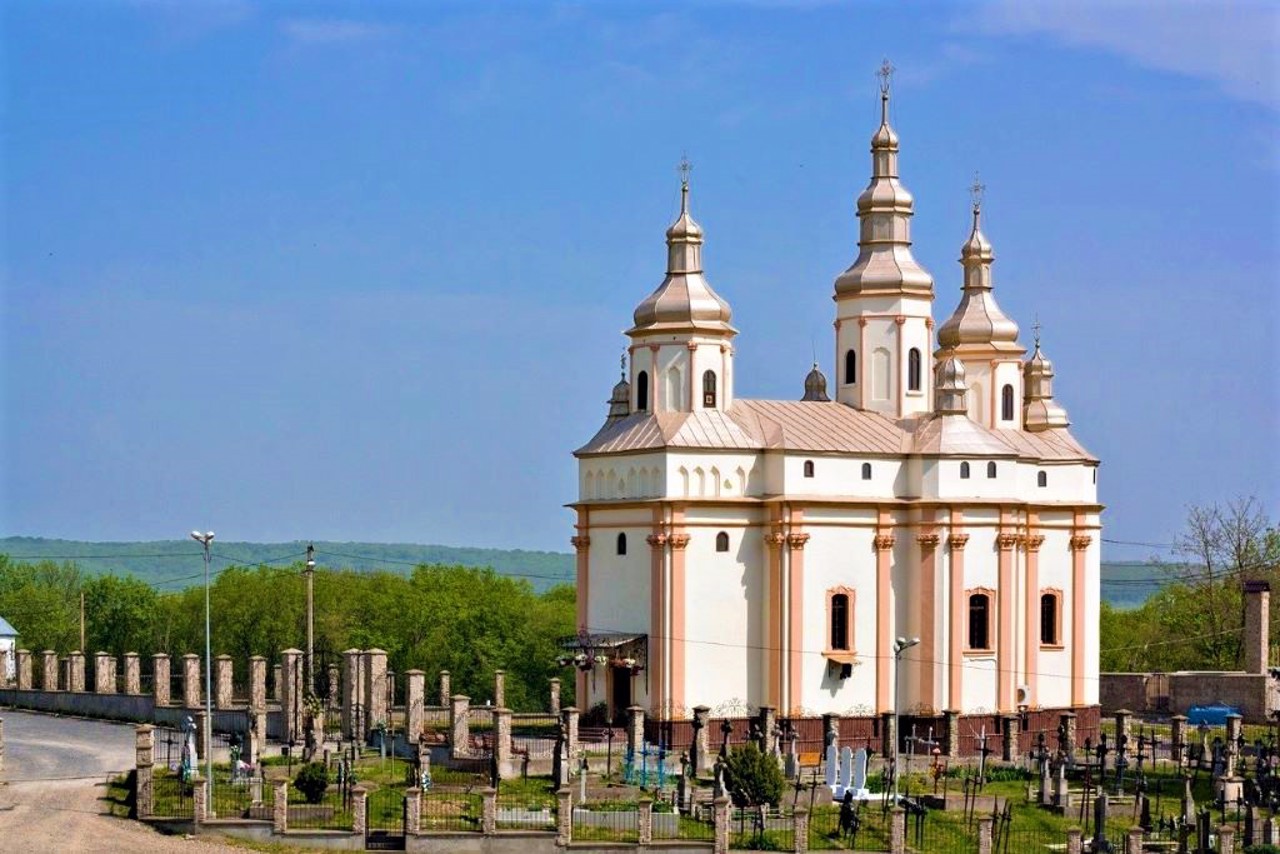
left=1, top=1, right=1277, bottom=559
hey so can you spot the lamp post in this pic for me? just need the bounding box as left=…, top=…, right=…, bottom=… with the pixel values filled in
left=304, top=543, right=315, bottom=697
left=891, top=636, right=919, bottom=805
left=190, top=530, right=215, bottom=804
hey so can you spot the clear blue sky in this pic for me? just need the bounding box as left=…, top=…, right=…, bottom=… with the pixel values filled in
left=2, top=1, right=1277, bottom=558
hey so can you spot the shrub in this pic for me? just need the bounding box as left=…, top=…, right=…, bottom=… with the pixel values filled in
left=722, top=743, right=784, bottom=809
left=293, top=762, right=330, bottom=805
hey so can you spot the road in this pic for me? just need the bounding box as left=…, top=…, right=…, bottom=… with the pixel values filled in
left=0, top=708, right=243, bottom=853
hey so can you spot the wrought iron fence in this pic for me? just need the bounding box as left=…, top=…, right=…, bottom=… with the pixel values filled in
left=807, top=803, right=892, bottom=851
left=206, top=767, right=272, bottom=821
left=151, top=771, right=194, bottom=819
left=729, top=807, right=795, bottom=850
left=652, top=803, right=714, bottom=841
left=572, top=800, right=639, bottom=842
left=287, top=784, right=355, bottom=831
left=420, top=790, right=482, bottom=832
left=495, top=791, right=556, bottom=830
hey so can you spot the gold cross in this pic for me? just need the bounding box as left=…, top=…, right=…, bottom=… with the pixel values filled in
left=970, top=172, right=986, bottom=212
left=877, top=59, right=894, bottom=96
left=678, top=154, right=692, bottom=188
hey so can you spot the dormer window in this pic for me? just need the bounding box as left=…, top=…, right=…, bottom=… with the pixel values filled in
left=636, top=371, right=649, bottom=411
left=702, top=370, right=717, bottom=408
left=908, top=348, right=922, bottom=392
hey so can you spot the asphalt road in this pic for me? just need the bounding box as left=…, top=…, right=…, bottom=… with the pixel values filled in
left=0, top=708, right=242, bottom=853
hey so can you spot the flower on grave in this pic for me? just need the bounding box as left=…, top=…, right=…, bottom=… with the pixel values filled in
left=621, top=657, right=637, bottom=668
left=593, top=654, right=609, bottom=666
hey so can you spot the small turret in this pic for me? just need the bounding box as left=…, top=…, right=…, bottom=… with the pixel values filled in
left=607, top=355, right=632, bottom=422
left=937, top=186, right=1021, bottom=350
left=802, top=364, right=830, bottom=402
left=934, top=357, right=969, bottom=415
left=1023, top=331, right=1070, bottom=431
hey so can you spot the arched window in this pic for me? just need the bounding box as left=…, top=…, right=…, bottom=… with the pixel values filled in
left=960, top=462, right=970, bottom=479
left=844, top=350, right=857, bottom=385
left=1038, top=470, right=1048, bottom=488
left=987, top=461, right=997, bottom=479
left=636, top=371, right=649, bottom=411
left=1040, top=592, right=1060, bottom=645
left=830, top=593, right=850, bottom=651
left=616, top=533, right=627, bottom=556
left=803, top=460, right=815, bottom=478
left=715, top=531, right=730, bottom=552
left=702, top=370, right=717, bottom=408
left=1092, top=468, right=1098, bottom=484
left=1001, top=384, right=1015, bottom=421
left=861, top=462, right=872, bottom=480
left=968, top=593, right=991, bottom=650
left=908, top=348, right=922, bottom=392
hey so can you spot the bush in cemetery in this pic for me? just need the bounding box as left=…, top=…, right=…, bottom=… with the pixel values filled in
left=723, top=743, right=784, bottom=810
left=294, top=762, right=330, bottom=805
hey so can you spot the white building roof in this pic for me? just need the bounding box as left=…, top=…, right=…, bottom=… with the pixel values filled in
left=0, top=616, right=17, bottom=637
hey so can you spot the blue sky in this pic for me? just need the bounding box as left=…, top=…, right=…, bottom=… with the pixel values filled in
left=2, top=1, right=1277, bottom=558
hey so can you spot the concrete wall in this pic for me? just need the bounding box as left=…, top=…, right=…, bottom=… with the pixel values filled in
left=1099, top=674, right=1150, bottom=713
left=1100, top=671, right=1278, bottom=722
left=0, top=688, right=155, bottom=721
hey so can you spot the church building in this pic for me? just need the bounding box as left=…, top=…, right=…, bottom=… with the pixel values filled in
left=570, top=74, right=1100, bottom=723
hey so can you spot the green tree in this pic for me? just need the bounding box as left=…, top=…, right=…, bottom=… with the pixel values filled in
left=722, top=742, right=784, bottom=810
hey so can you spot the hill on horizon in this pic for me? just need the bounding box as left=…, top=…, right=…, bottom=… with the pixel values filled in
left=0, top=536, right=574, bottom=592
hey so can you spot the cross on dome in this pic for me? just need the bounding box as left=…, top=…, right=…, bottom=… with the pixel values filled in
left=678, top=154, right=692, bottom=189
left=970, top=172, right=986, bottom=214
left=1032, top=315, right=1042, bottom=349
left=877, top=59, right=894, bottom=96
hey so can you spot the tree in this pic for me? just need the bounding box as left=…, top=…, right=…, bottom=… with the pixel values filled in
left=722, top=742, right=784, bottom=809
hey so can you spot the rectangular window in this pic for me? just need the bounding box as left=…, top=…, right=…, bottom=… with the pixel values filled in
left=968, top=594, right=991, bottom=650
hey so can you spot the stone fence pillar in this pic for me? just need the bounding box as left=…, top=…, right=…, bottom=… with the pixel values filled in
left=343, top=649, right=365, bottom=742
left=41, top=650, right=57, bottom=691
left=1226, top=714, right=1244, bottom=777
left=249, top=655, right=267, bottom=711
left=495, top=707, right=513, bottom=780
left=977, top=814, right=993, bottom=854
left=352, top=787, right=368, bottom=837
left=627, top=705, right=645, bottom=755
left=68, top=651, right=85, bottom=692
left=153, top=653, right=170, bottom=707
left=1066, top=827, right=1083, bottom=854
left=272, top=664, right=282, bottom=702
left=0, top=650, right=7, bottom=688
left=405, top=787, right=421, bottom=834
left=181, top=653, right=200, bottom=708
left=439, top=670, right=451, bottom=706
left=365, top=649, right=388, bottom=730
left=944, top=709, right=961, bottom=759
left=405, top=670, right=425, bottom=740
left=494, top=670, right=506, bottom=708
left=891, top=807, right=906, bottom=854
left=450, top=695, right=471, bottom=759
left=638, top=798, right=653, bottom=845
left=124, top=653, right=141, bottom=695
left=193, top=775, right=207, bottom=824
left=481, top=788, right=497, bottom=835
left=793, top=806, right=810, bottom=854
left=1114, top=709, right=1133, bottom=746
left=1002, top=714, right=1020, bottom=762
left=215, top=655, right=233, bottom=709
left=1126, top=826, right=1144, bottom=854
left=95, top=652, right=115, bottom=693
left=713, top=796, right=730, bottom=854
left=1171, top=714, right=1188, bottom=765
left=1059, top=711, right=1077, bottom=758
left=273, top=780, right=288, bottom=833
left=693, top=705, right=712, bottom=774
left=555, top=789, right=572, bottom=846
left=562, top=706, right=580, bottom=769
left=881, top=711, right=897, bottom=759
left=280, top=648, right=302, bottom=744
left=15, top=650, right=31, bottom=691
left=549, top=677, right=561, bottom=715
left=1220, top=824, right=1236, bottom=854
left=135, top=725, right=154, bottom=819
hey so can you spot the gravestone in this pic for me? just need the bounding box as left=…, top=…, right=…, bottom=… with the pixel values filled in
left=824, top=745, right=838, bottom=793
left=848, top=748, right=871, bottom=800
left=837, top=746, right=853, bottom=796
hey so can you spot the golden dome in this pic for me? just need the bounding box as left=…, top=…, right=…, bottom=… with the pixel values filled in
left=937, top=204, right=1021, bottom=349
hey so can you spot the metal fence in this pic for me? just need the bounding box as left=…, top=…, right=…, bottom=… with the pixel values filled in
left=652, top=803, right=715, bottom=841
left=420, top=791, right=482, bottom=832
left=730, top=807, right=795, bottom=851
left=287, top=785, right=355, bottom=831
left=807, top=804, right=892, bottom=852
left=572, top=801, right=639, bottom=842
left=151, top=771, right=194, bottom=819
left=207, top=767, right=272, bottom=821
left=495, top=791, right=557, bottom=830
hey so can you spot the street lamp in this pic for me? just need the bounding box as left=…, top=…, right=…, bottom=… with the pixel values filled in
left=892, top=636, right=920, bottom=805
left=190, top=530, right=215, bottom=806
left=304, top=543, right=315, bottom=698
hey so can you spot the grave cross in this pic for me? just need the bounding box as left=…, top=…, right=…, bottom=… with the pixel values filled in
left=720, top=718, right=733, bottom=758
left=977, top=727, right=992, bottom=782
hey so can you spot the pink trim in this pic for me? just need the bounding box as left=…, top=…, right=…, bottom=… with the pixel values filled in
left=874, top=511, right=894, bottom=712
left=917, top=531, right=940, bottom=711
left=948, top=509, right=967, bottom=711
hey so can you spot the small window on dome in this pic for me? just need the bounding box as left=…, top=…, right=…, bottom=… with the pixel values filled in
left=908, top=348, right=922, bottom=392
left=987, top=461, right=997, bottom=479
left=861, top=462, right=872, bottom=480
left=636, top=371, right=649, bottom=411
left=616, top=533, right=627, bottom=555
left=845, top=350, right=857, bottom=385
left=960, top=462, right=970, bottom=479
left=803, top=460, right=815, bottom=478
left=703, top=370, right=717, bottom=408
left=715, top=531, right=730, bottom=552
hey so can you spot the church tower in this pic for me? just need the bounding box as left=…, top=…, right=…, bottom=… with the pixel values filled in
left=833, top=62, right=935, bottom=418
left=628, top=164, right=737, bottom=414
left=935, top=185, right=1026, bottom=429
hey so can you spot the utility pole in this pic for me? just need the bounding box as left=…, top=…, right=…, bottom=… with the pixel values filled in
left=305, top=543, right=315, bottom=697
left=79, top=591, right=85, bottom=652
left=190, top=530, right=215, bottom=804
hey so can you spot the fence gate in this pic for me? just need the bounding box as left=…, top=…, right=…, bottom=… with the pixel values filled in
left=365, top=788, right=406, bottom=851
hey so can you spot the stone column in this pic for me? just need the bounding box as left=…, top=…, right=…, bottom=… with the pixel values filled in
left=193, top=775, right=207, bottom=824
left=0, top=650, right=7, bottom=688
left=693, top=706, right=712, bottom=774
left=405, top=787, right=421, bottom=834
left=450, top=695, right=471, bottom=759
left=892, top=807, right=907, bottom=854
left=1171, top=714, right=1188, bottom=766
left=94, top=653, right=112, bottom=693
left=758, top=706, right=778, bottom=755
left=405, top=670, right=425, bottom=740
left=1066, top=827, right=1083, bottom=854
left=386, top=669, right=396, bottom=712
left=352, top=787, right=368, bottom=837
left=1220, top=824, right=1236, bottom=854
left=977, top=815, right=993, bottom=854
left=328, top=663, right=340, bottom=704
left=627, top=705, right=645, bottom=755
left=1244, top=580, right=1270, bottom=674
left=1059, top=711, right=1078, bottom=758
left=249, top=656, right=267, bottom=758
left=556, top=789, right=572, bottom=846
left=638, top=798, right=653, bottom=845
left=793, top=806, right=810, bottom=854
left=15, top=650, right=31, bottom=691
left=273, top=780, right=288, bottom=833
left=494, top=670, right=506, bottom=708
left=181, top=653, right=200, bottom=707
left=272, top=664, right=282, bottom=702
left=562, top=706, right=580, bottom=768
left=1126, top=826, right=1144, bottom=854
left=549, top=678, right=561, bottom=715
left=0, top=719, right=4, bottom=775
left=1114, top=709, right=1133, bottom=746
left=342, top=649, right=364, bottom=741
left=364, top=649, right=388, bottom=729
left=41, top=650, right=57, bottom=691
left=495, top=707, right=513, bottom=780
left=1002, top=714, right=1020, bottom=762
left=481, top=788, right=497, bottom=835
left=68, top=651, right=85, bottom=692
left=439, top=670, right=451, bottom=706
left=153, top=653, right=171, bottom=707
left=215, top=655, right=233, bottom=709
left=713, top=796, right=730, bottom=854
left=1226, top=713, right=1243, bottom=777
left=881, top=711, right=897, bottom=759
left=944, top=710, right=961, bottom=759
left=124, top=653, right=140, bottom=695
left=280, top=648, right=302, bottom=743
left=135, top=725, right=154, bottom=819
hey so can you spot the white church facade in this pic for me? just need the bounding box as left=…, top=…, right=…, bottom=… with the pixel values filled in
left=570, top=79, right=1100, bottom=723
